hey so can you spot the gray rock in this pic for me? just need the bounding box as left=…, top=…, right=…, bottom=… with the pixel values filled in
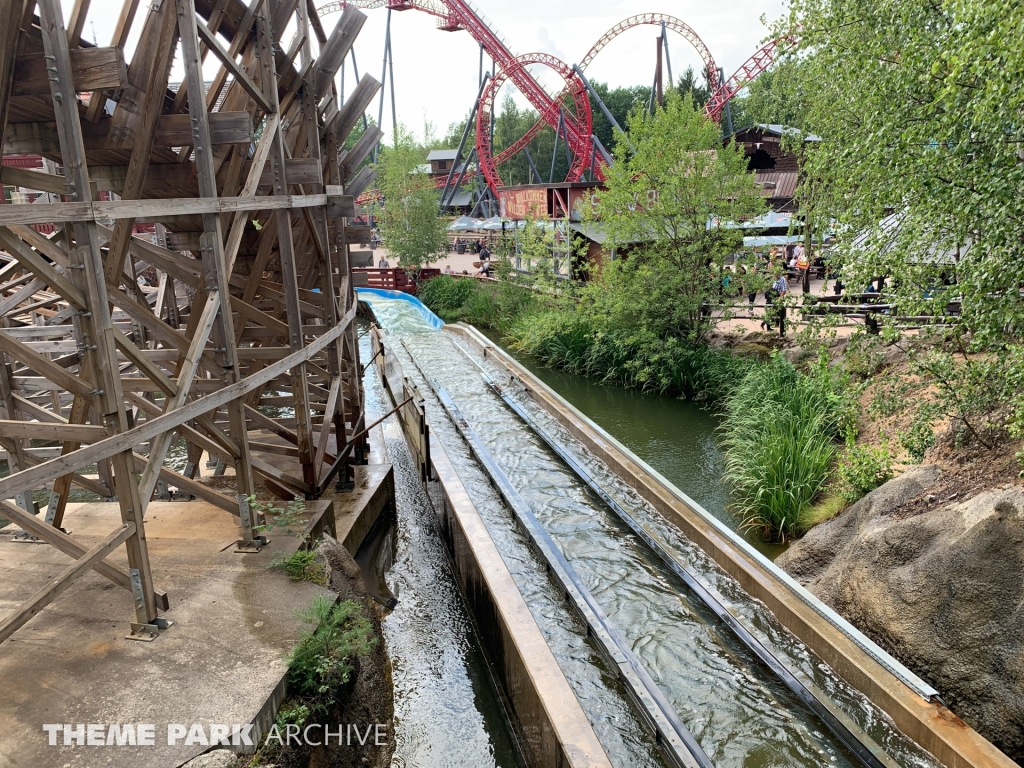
left=181, top=749, right=239, bottom=768
left=779, top=468, right=1024, bottom=761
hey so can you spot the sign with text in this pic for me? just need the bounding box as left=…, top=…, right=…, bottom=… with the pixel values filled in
left=500, top=188, right=547, bottom=220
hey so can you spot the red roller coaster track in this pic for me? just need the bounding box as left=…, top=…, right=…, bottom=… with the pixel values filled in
left=318, top=1, right=784, bottom=194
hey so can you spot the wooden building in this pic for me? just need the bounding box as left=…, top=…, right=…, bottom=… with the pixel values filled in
left=730, top=124, right=819, bottom=212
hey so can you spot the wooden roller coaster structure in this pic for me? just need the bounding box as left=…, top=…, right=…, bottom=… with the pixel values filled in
left=0, top=0, right=378, bottom=643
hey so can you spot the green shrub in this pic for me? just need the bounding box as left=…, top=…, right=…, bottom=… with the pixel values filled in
left=418, top=275, right=475, bottom=319
left=835, top=439, right=894, bottom=503
left=287, top=596, right=377, bottom=712
left=419, top=275, right=536, bottom=330
left=720, top=354, right=851, bottom=541
left=275, top=702, right=311, bottom=730
left=898, top=410, right=936, bottom=463
left=506, top=310, right=754, bottom=402
left=270, top=549, right=328, bottom=586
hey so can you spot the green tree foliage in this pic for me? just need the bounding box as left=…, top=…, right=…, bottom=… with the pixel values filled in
left=373, top=126, right=448, bottom=270
left=776, top=0, right=1024, bottom=344
left=773, top=0, right=1024, bottom=439
left=585, top=92, right=765, bottom=342
left=728, top=61, right=810, bottom=132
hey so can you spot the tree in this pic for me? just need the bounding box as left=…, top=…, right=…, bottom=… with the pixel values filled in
left=774, top=0, right=1024, bottom=345
left=373, top=126, right=448, bottom=271
left=584, top=93, right=765, bottom=343
left=775, top=0, right=1024, bottom=439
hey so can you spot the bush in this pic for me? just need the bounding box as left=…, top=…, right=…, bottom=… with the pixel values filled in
left=287, top=596, right=377, bottom=712
left=835, top=439, right=894, bottom=503
left=419, top=275, right=536, bottom=330
left=507, top=310, right=754, bottom=402
left=418, top=275, right=476, bottom=319
left=270, top=549, right=328, bottom=586
left=720, top=354, right=851, bottom=541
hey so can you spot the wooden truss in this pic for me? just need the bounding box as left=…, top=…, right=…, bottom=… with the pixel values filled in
left=0, top=0, right=378, bottom=642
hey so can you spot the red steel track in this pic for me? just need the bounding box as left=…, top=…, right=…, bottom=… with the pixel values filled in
left=318, top=1, right=784, bottom=192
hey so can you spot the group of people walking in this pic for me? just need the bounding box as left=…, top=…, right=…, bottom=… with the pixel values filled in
left=723, top=243, right=812, bottom=337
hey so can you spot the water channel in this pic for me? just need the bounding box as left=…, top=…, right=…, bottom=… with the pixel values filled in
left=362, top=293, right=941, bottom=768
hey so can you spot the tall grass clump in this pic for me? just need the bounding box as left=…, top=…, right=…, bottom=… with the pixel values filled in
left=720, top=353, right=851, bottom=541
left=287, top=595, right=376, bottom=713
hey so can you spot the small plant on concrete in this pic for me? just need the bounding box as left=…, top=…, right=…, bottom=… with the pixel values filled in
left=269, top=548, right=328, bottom=587
left=274, top=701, right=311, bottom=730
left=250, top=495, right=308, bottom=536
left=287, top=596, right=377, bottom=713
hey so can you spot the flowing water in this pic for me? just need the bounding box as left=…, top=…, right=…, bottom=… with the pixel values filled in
left=363, top=295, right=942, bottom=768
left=359, top=326, right=526, bottom=768
left=478, top=330, right=786, bottom=561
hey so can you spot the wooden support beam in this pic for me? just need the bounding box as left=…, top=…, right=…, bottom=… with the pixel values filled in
left=194, top=18, right=273, bottom=112
left=12, top=47, right=128, bottom=97
left=0, top=330, right=96, bottom=399
left=328, top=74, right=380, bottom=144
left=0, top=498, right=167, bottom=609
left=0, top=521, right=136, bottom=644
left=313, top=5, right=366, bottom=99
left=0, top=419, right=107, bottom=442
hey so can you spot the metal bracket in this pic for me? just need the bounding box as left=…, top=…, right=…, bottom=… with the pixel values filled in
left=126, top=617, right=173, bottom=642
left=10, top=530, right=43, bottom=543
left=234, top=536, right=268, bottom=553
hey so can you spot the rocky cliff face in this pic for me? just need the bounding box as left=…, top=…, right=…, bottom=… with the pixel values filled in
left=777, top=466, right=1024, bottom=762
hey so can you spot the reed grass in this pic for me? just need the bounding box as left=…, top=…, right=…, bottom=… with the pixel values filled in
left=719, top=356, right=850, bottom=541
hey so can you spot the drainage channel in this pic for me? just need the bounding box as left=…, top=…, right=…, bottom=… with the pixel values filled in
left=415, top=336, right=898, bottom=768
left=365, top=294, right=944, bottom=768
left=468, top=356, right=899, bottom=768
left=428, top=373, right=710, bottom=768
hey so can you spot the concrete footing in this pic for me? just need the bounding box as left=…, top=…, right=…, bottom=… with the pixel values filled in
left=0, top=431, right=395, bottom=768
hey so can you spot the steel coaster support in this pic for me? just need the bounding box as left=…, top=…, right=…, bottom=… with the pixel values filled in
left=440, top=73, right=490, bottom=211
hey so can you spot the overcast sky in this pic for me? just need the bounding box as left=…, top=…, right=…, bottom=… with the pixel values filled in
left=66, top=0, right=786, bottom=144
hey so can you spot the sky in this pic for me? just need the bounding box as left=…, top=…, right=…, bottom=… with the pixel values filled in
left=65, top=0, right=787, bottom=145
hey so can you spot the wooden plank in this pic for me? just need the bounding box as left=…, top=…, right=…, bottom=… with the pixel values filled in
left=0, top=165, right=67, bottom=195
left=223, top=112, right=279, bottom=275
left=313, top=374, right=340, bottom=470
left=250, top=454, right=312, bottom=495
left=152, top=111, right=255, bottom=146
left=345, top=165, right=376, bottom=199
left=0, top=522, right=136, bottom=644
left=66, top=0, right=91, bottom=46
left=259, top=156, right=322, bottom=187
left=193, top=18, right=273, bottom=112
left=0, top=228, right=87, bottom=307
left=328, top=74, right=380, bottom=144
left=0, top=419, right=106, bottom=442
left=12, top=47, right=128, bottom=97
left=130, top=452, right=238, bottom=514
left=136, top=291, right=220, bottom=508
left=313, top=5, right=366, bottom=99
left=0, top=278, right=46, bottom=317
left=0, top=193, right=328, bottom=227
left=342, top=124, right=383, bottom=180
left=324, top=187, right=355, bottom=217
left=0, top=330, right=96, bottom=399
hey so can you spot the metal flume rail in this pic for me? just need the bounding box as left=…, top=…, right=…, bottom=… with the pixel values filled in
left=419, top=374, right=713, bottom=768
left=476, top=369, right=900, bottom=768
